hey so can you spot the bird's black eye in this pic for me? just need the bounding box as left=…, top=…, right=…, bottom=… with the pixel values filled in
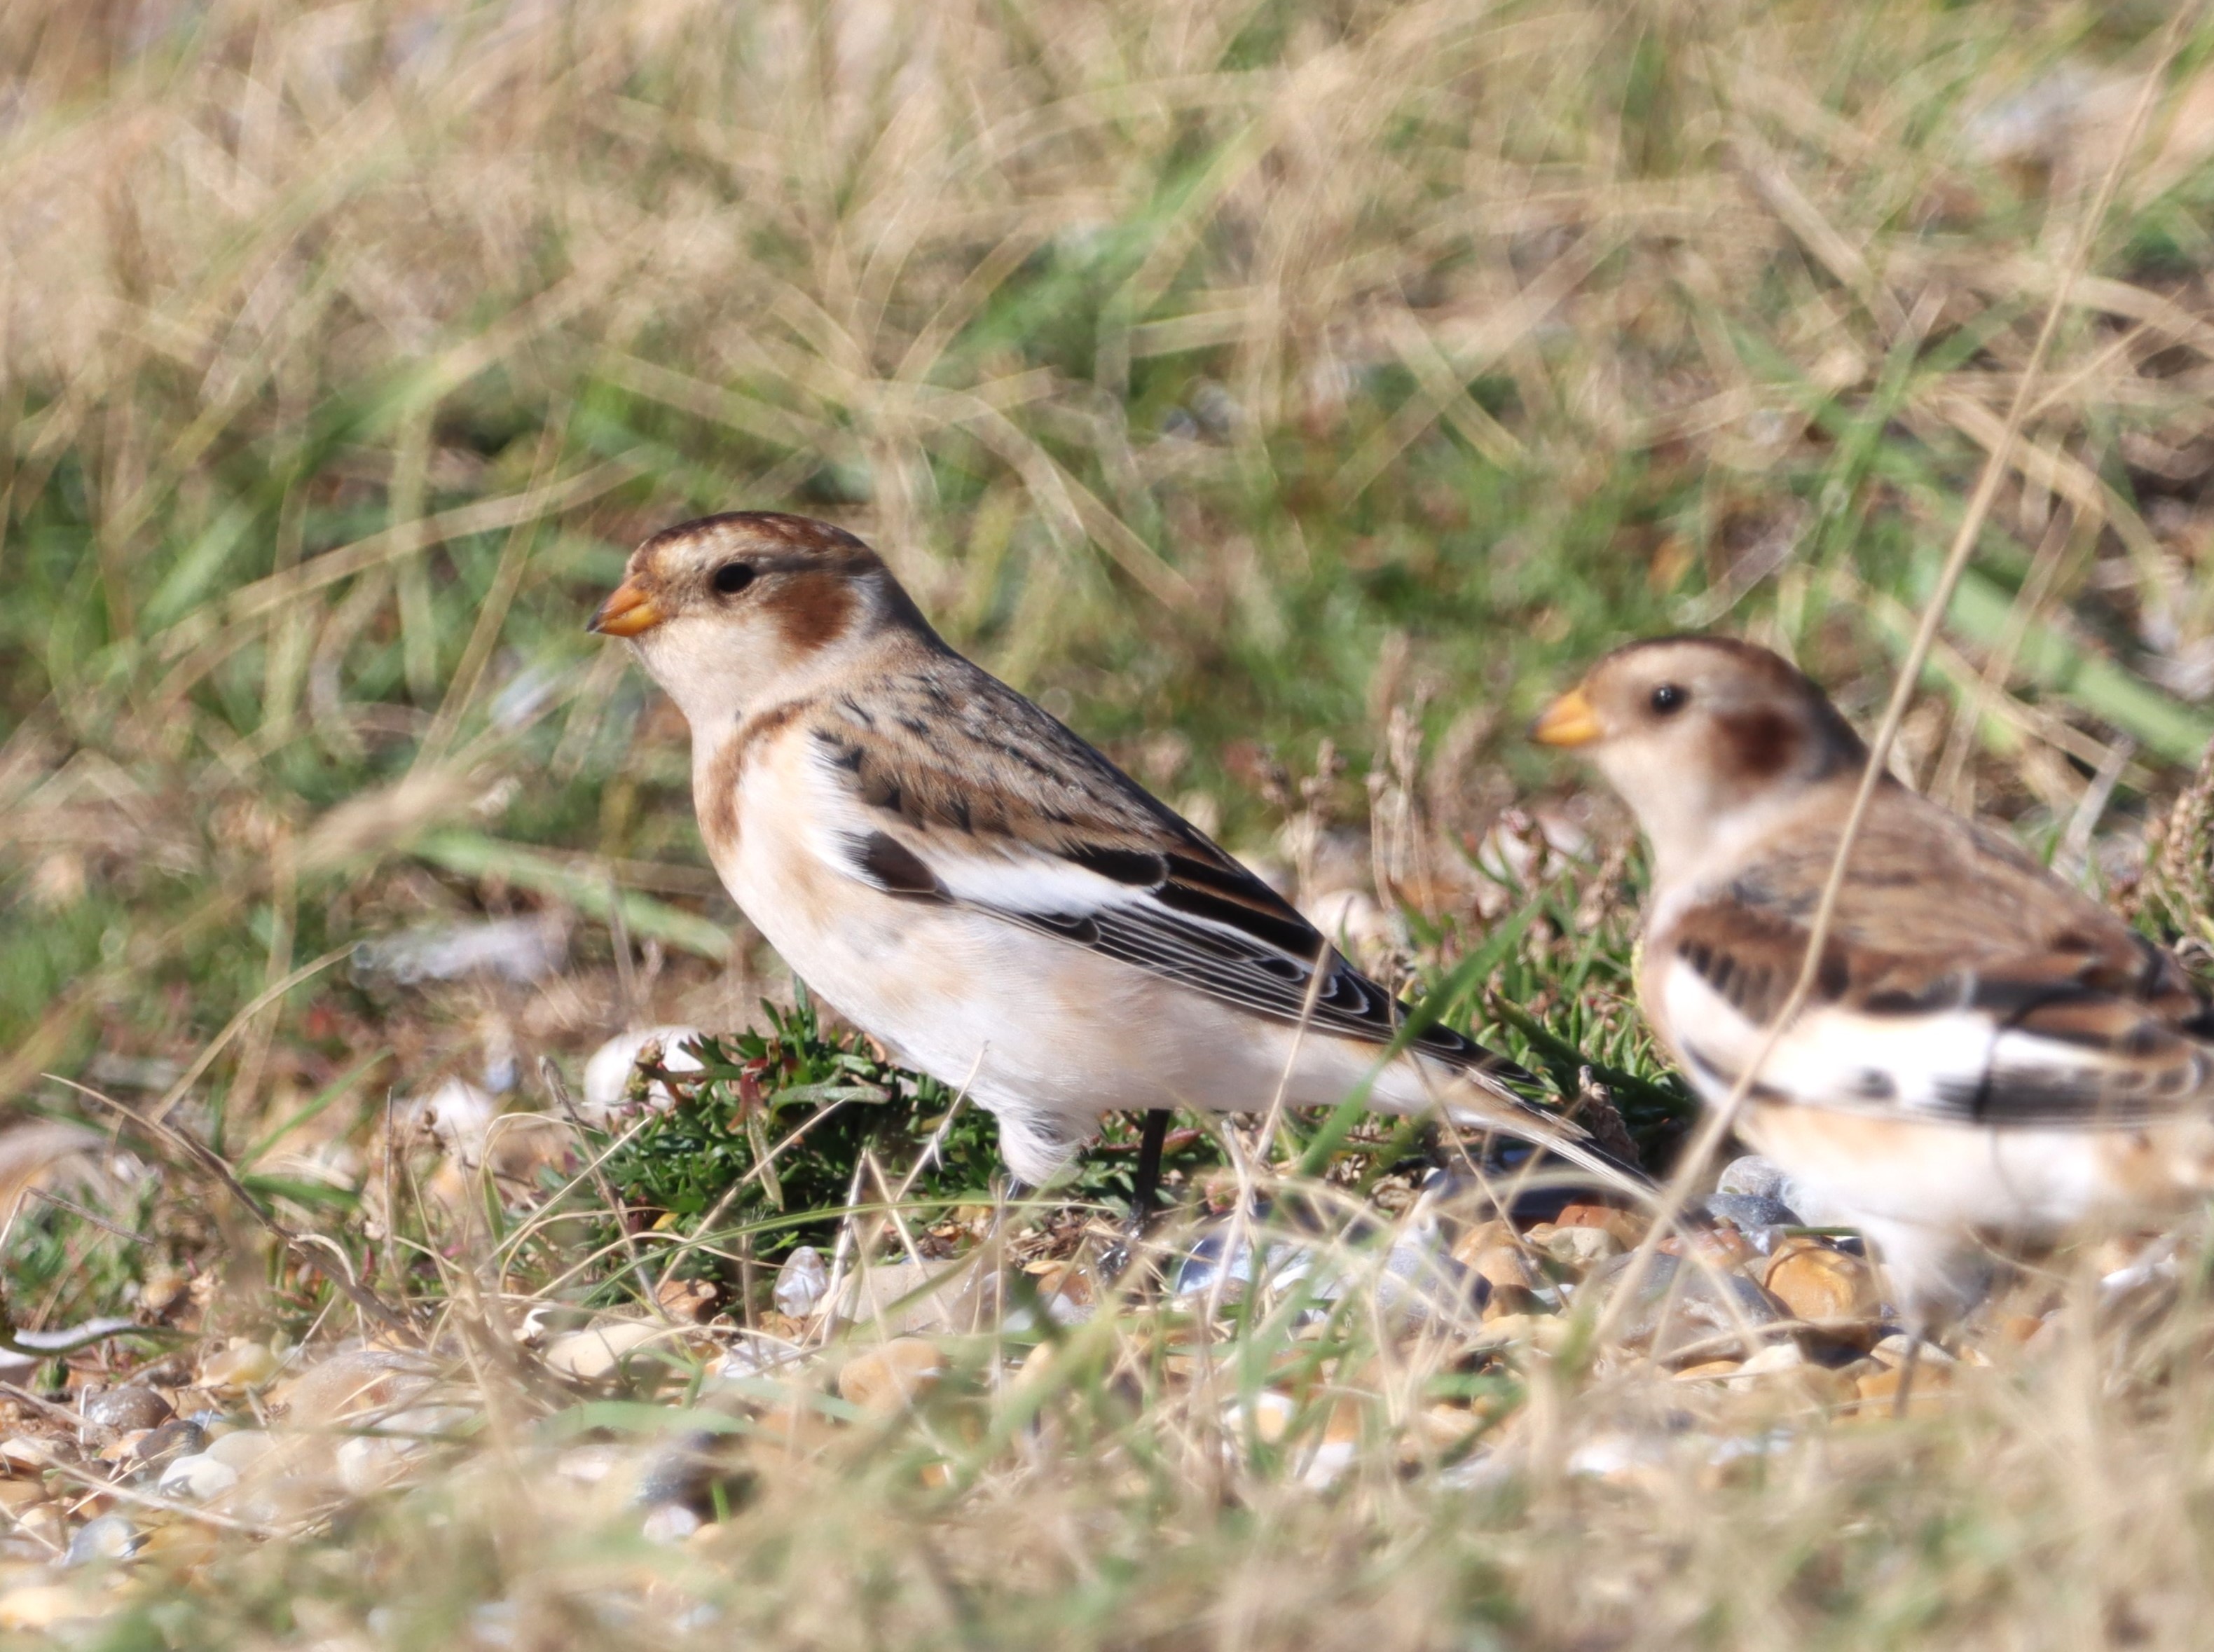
left=1649, top=683, right=1688, bottom=715
left=712, top=562, right=756, bottom=596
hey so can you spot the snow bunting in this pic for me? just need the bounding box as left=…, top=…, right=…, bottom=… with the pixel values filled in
left=1535, top=636, right=2214, bottom=1321
left=589, top=511, right=1633, bottom=1188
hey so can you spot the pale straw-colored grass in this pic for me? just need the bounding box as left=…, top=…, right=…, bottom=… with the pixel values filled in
left=6, top=0, right=2214, bottom=1644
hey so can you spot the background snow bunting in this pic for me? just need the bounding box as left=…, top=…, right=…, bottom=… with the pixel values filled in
left=1536, top=635, right=2214, bottom=1323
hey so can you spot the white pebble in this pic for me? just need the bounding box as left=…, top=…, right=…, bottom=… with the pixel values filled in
left=772, top=1246, right=829, bottom=1318
left=336, top=1435, right=421, bottom=1496
left=203, top=1429, right=279, bottom=1471
left=158, top=1452, right=240, bottom=1501
left=544, top=1320, right=666, bottom=1382
left=641, top=1502, right=703, bottom=1543
left=581, top=1026, right=706, bottom=1124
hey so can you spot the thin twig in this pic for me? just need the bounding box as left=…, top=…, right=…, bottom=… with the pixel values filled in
left=22, top=1188, right=149, bottom=1246
left=0, top=1382, right=88, bottom=1430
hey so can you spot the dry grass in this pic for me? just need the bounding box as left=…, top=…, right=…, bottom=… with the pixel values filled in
left=6, top=0, right=2214, bottom=1644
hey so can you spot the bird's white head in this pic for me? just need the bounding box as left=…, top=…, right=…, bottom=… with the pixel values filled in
left=588, top=512, right=937, bottom=727
left=1532, top=635, right=1869, bottom=883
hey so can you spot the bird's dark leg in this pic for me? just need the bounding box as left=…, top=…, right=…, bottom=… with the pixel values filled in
left=1101, top=1110, right=1174, bottom=1283
left=1131, top=1108, right=1171, bottom=1228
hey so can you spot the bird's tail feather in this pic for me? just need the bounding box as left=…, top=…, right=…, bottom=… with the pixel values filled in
left=1442, top=1079, right=1653, bottom=1198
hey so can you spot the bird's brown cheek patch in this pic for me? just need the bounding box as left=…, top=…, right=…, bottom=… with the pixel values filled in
left=769, top=572, right=858, bottom=654
left=1714, top=708, right=1799, bottom=780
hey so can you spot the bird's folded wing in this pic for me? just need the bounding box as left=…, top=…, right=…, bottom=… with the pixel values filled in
left=860, top=820, right=1654, bottom=1183
left=1658, top=883, right=2214, bottom=1128
left=802, top=690, right=1522, bottom=1078
left=797, top=674, right=1658, bottom=1190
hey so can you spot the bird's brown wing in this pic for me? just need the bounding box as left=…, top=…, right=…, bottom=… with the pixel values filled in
left=1655, top=797, right=2214, bottom=1126
left=804, top=657, right=1525, bottom=1078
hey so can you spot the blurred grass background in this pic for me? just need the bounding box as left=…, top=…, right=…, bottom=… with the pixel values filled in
left=8, top=1, right=2214, bottom=1641
left=10, top=0, right=2214, bottom=1120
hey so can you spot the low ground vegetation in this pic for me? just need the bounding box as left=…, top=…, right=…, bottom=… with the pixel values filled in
left=6, top=1, right=2214, bottom=1645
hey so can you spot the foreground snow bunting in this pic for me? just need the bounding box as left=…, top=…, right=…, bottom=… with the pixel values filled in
left=1535, top=635, right=2214, bottom=1321
left=589, top=511, right=1635, bottom=1189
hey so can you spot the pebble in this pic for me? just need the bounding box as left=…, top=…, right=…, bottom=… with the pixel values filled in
left=1535, top=1224, right=1623, bottom=1269
left=1171, top=1227, right=1258, bottom=1300
left=1869, top=1333, right=1955, bottom=1370
left=837, top=1338, right=944, bottom=1413
left=1555, top=1203, right=1647, bottom=1247
left=81, top=1386, right=172, bottom=1433
left=333, top=1405, right=474, bottom=1494
left=582, top=1026, right=706, bottom=1122
left=1021, top=1260, right=1095, bottom=1328
left=1714, top=1155, right=1788, bottom=1201
left=128, top=1419, right=207, bottom=1468
left=1566, top=1431, right=1672, bottom=1485
left=62, top=1513, right=138, bottom=1567
left=222, top=1473, right=331, bottom=1529
left=837, top=1258, right=975, bottom=1336
left=1763, top=1241, right=1880, bottom=1323
left=404, top=1078, right=500, bottom=1166
left=772, top=1246, right=830, bottom=1319
left=1668, top=1224, right=1761, bottom=1270
left=336, top=1434, right=422, bottom=1496
left=1473, top=1313, right=1574, bottom=1356
left=555, top=1445, right=624, bottom=1485
left=1854, top=1363, right=1953, bottom=1412
left=1724, top=1343, right=1856, bottom=1405
left=354, top=914, right=569, bottom=986
left=1735, top=1342, right=1807, bottom=1377
left=713, top=1333, right=807, bottom=1382
left=1010, top=1340, right=1058, bottom=1391
left=1586, top=1253, right=1786, bottom=1363
left=544, top=1321, right=668, bottom=1384
left=0, top=1583, right=95, bottom=1632
left=275, top=1348, right=437, bottom=1426
left=641, top=1502, right=704, bottom=1543
left=656, top=1276, right=719, bottom=1324
left=0, top=1438, right=58, bottom=1471
left=1462, top=1244, right=1543, bottom=1292
left=1372, top=1237, right=1487, bottom=1326
left=1698, top=1193, right=1799, bottom=1241
left=198, top=1340, right=282, bottom=1391
left=1223, top=1389, right=1297, bottom=1445
left=635, top=1431, right=755, bottom=1517
left=203, top=1429, right=280, bottom=1471
left=158, top=1452, right=240, bottom=1501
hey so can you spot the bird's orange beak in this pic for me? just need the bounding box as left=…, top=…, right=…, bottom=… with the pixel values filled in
left=588, top=577, right=663, bottom=638
left=1530, top=687, right=1603, bottom=748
